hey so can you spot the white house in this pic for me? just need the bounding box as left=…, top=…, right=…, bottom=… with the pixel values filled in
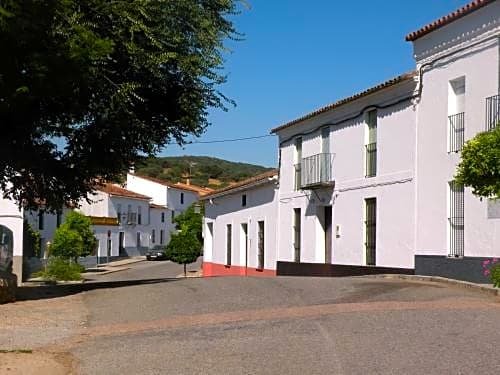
left=202, top=0, right=500, bottom=283
left=78, top=183, right=169, bottom=260
left=202, top=170, right=279, bottom=277
left=0, top=195, right=24, bottom=284
left=272, top=73, right=418, bottom=276
left=407, top=0, right=500, bottom=282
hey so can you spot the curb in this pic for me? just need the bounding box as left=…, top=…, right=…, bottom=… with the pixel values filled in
left=365, top=274, right=499, bottom=297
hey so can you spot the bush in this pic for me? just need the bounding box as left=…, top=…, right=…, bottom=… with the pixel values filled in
left=51, top=212, right=97, bottom=261
left=482, top=258, right=500, bottom=287
left=35, top=258, right=84, bottom=281
left=490, top=264, right=500, bottom=288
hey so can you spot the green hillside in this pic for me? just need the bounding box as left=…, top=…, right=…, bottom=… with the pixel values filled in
left=135, top=156, right=274, bottom=189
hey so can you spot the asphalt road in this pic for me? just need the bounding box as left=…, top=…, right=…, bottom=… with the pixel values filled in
left=5, top=261, right=500, bottom=374
left=73, top=262, right=500, bottom=375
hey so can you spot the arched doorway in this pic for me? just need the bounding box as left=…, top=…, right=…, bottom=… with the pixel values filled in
left=0, top=225, right=14, bottom=273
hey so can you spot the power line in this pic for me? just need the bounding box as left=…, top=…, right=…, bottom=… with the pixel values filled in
left=169, top=134, right=276, bottom=145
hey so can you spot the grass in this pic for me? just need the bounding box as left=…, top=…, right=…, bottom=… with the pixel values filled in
left=34, top=257, right=84, bottom=281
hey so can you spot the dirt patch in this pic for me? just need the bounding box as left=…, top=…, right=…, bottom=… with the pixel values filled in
left=0, top=351, right=75, bottom=375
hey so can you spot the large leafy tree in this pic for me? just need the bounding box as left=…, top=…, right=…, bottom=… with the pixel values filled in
left=456, top=126, right=500, bottom=198
left=0, top=0, right=240, bottom=210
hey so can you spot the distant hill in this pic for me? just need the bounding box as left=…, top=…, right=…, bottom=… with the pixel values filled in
left=135, top=156, right=274, bottom=189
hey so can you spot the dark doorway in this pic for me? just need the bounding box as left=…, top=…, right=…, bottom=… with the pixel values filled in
left=365, top=198, right=377, bottom=266
left=119, top=232, right=125, bottom=256
left=324, top=206, right=332, bottom=264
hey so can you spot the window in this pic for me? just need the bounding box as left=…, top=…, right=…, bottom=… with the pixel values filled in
left=226, top=224, right=232, bottom=266
left=365, top=198, right=377, bottom=266
left=242, top=194, right=247, bottom=207
left=161, top=212, right=165, bottom=223
left=56, top=211, right=62, bottom=227
left=136, top=232, right=141, bottom=248
left=160, top=230, right=164, bottom=245
left=257, top=221, right=265, bottom=270
left=365, top=110, right=377, bottom=177
left=151, top=229, right=156, bottom=244
left=448, top=181, right=464, bottom=257
left=180, top=192, right=184, bottom=205
left=294, top=137, right=302, bottom=190
left=293, top=208, right=301, bottom=262
left=321, top=127, right=332, bottom=182
left=448, top=77, right=466, bottom=152
left=171, top=210, right=175, bottom=223
left=137, top=206, right=142, bottom=225
left=116, top=204, right=122, bottom=223
left=38, top=211, right=44, bottom=230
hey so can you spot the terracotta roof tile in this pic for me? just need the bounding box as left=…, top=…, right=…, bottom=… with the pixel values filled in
left=271, top=72, right=416, bottom=134
left=97, top=183, right=151, bottom=200
left=201, top=169, right=278, bottom=200
left=405, top=0, right=496, bottom=42
left=150, top=203, right=167, bottom=209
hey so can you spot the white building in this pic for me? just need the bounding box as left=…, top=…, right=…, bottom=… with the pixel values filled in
left=202, top=170, right=279, bottom=276
left=408, top=0, right=500, bottom=282
left=0, top=196, right=24, bottom=284
left=203, top=0, right=500, bottom=283
left=78, top=183, right=169, bottom=260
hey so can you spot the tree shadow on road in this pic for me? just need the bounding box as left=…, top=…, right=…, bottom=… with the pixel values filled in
left=16, top=277, right=180, bottom=301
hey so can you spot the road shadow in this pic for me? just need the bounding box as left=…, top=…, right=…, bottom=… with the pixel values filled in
left=16, top=277, right=179, bottom=301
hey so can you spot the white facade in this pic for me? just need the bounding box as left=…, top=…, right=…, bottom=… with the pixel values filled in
left=412, top=2, right=500, bottom=266
left=203, top=172, right=279, bottom=276
left=0, top=196, right=24, bottom=282
left=78, top=186, right=169, bottom=258
left=275, top=78, right=418, bottom=269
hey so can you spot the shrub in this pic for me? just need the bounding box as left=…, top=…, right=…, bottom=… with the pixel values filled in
left=482, top=258, right=500, bottom=287
left=50, top=212, right=97, bottom=261
left=35, top=258, right=84, bottom=281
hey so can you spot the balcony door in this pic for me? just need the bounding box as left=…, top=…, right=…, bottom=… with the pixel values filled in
left=324, top=206, right=333, bottom=264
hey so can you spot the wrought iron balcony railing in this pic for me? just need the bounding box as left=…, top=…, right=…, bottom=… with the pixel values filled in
left=448, top=112, right=465, bottom=153
left=300, top=153, right=334, bottom=189
left=486, top=94, right=500, bottom=131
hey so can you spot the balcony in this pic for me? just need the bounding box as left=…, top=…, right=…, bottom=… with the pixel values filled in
left=486, top=94, right=500, bottom=131
left=298, top=153, right=334, bottom=189
left=448, top=112, right=465, bottom=153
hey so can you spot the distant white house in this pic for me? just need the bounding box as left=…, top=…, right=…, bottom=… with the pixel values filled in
left=202, top=170, right=279, bottom=276
left=78, top=183, right=170, bottom=260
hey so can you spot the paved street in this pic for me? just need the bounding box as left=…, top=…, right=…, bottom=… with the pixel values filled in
left=1, top=260, right=500, bottom=374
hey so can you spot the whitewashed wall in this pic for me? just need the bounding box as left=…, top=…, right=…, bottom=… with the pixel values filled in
left=277, top=80, right=418, bottom=268
left=204, top=181, right=279, bottom=271
left=127, top=174, right=167, bottom=206
left=413, top=5, right=500, bottom=258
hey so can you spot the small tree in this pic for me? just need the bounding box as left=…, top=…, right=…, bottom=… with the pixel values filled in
left=166, top=231, right=201, bottom=277
left=51, top=212, right=97, bottom=262
left=455, top=126, right=500, bottom=198
left=173, top=204, right=203, bottom=246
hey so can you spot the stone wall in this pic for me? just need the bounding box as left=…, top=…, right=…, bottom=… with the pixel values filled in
left=0, top=272, right=17, bottom=303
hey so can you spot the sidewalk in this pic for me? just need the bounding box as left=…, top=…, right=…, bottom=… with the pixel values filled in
left=96, top=256, right=146, bottom=268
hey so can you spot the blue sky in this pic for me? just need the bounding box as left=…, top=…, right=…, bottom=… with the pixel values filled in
left=161, top=0, right=468, bottom=167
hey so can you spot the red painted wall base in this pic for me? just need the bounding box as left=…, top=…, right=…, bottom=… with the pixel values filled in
left=203, top=262, right=276, bottom=277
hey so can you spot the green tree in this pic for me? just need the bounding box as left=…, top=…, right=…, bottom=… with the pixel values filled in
left=455, top=126, right=500, bottom=198
left=167, top=231, right=201, bottom=277
left=51, top=212, right=97, bottom=261
left=174, top=204, right=204, bottom=244
left=23, top=220, right=41, bottom=258
left=0, top=0, right=241, bottom=211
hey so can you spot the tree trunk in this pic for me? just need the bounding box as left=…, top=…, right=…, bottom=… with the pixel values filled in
left=184, top=263, right=187, bottom=277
